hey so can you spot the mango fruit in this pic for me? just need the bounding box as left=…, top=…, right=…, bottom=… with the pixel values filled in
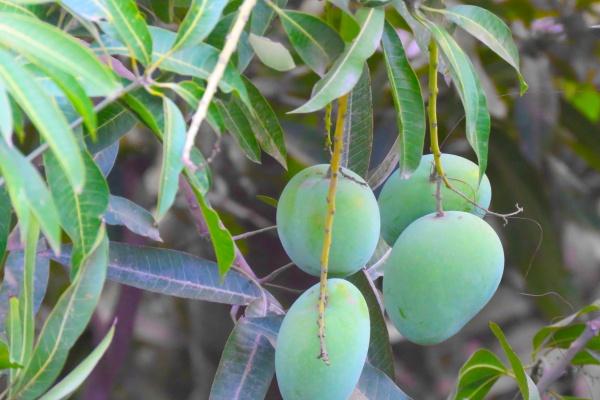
left=275, top=279, right=370, bottom=400
left=378, top=153, right=492, bottom=245
left=383, top=211, right=504, bottom=345
left=276, top=164, right=380, bottom=277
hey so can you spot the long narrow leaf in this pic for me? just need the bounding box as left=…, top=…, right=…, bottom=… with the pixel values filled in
left=103, top=0, right=152, bottom=65
left=7, top=297, right=22, bottom=387
left=0, top=79, right=12, bottom=144
left=352, top=362, right=411, bottom=399
left=104, top=195, right=162, bottom=242
left=173, top=0, right=227, bottom=50
left=218, top=97, right=262, bottom=163
left=0, top=185, right=10, bottom=260
left=169, top=80, right=224, bottom=134
left=18, top=216, right=39, bottom=368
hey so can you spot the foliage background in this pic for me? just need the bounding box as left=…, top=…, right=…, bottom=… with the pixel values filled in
left=2, top=0, right=599, bottom=399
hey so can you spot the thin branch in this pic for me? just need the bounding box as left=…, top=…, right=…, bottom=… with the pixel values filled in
left=258, top=262, right=294, bottom=284
left=232, top=225, right=277, bottom=241
left=366, top=247, right=392, bottom=279
left=181, top=0, right=258, bottom=169
left=536, top=317, right=600, bottom=393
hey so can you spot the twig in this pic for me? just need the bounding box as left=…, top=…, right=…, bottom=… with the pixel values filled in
left=0, top=79, right=144, bottom=188
left=536, top=317, right=600, bottom=393
left=317, top=94, right=348, bottom=364
left=366, top=247, right=392, bottom=279
left=264, top=283, right=303, bottom=294
left=182, top=0, right=258, bottom=169
left=434, top=175, right=444, bottom=216
left=258, top=262, right=294, bottom=284
left=232, top=225, right=277, bottom=241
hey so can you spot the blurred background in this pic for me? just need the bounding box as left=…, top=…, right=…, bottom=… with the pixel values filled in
left=40, top=0, right=600, bottom=398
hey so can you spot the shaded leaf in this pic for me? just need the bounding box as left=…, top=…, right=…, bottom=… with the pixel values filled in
left=104, top=195, right=162, bottom=242
left=121, top=88, right=163, bottom=136
left=209, top=316, right=283, bottom=400
left=367, top=136, right=400, bottom=190
left=390, top=0, right=430, bottom=53
left=453, top=349, right=508, bottom=400
left=103, top=0, right=152, bottom=65
left=49, top=242, right=259, bottom=304
left=39, top=323, right=115, bottom=400
left=184, top=147, right=212, bottom=196
left=276, top=9, right=344, bottom=76
left=12, top=232, right=108, bottom=400
left=352, top=362, right=412, bottom=400
left=291, top=7, right=385, bottom=114
left=0, top=141, right=61, bottom=253
left=156, top=97, right=186, bottom=220
left=44, top=150, right=109, bottom=276
left=341, top=65, right=373, bottom=178
left=0, top=185, right=10, bottom=260
left=169, top=80, right=224, bottom=134
left=174, top=0, right=228, bottom=50
left=93, top=140, right=119, bottom=177
left=86, top=103, right=136, bottom=154
left=0, top=12, right=119, bottom=94
left=0, top=49, right=85, bottom=191
left=218, top=97, right=262, bottom=163
left=381, top=21, right=426, bottom=178
left=248, top=33, right=295, bottom=72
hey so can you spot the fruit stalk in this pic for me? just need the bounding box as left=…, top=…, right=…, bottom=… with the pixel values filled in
left=317, top=95, right=348, bottom=364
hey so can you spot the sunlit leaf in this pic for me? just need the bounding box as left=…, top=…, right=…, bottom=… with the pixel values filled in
left=104, top=195, right=162, bottom=242
left=0, top=49, right=85, bottom=191
left=0, top=339, right=21, bottom=369
left=390, top=0, right=430, bottom=53
left=248, top=33, right=296, bottom=72
left=0, top=0, right=35, bottom=16
left=18, top=216, right=39, bottom=368
left=7, top=297, right=23, bottom=380
left=382, top=21, right=426, bottom=178
left=168, top=80, right=224, bottom=134
left=121, top=88, right=163, bottom=136
left=173, top=0, right=227, bottom=50
left=0, top=12, right=120, bottom=94
left=291, top=7, right=385, bottom=114
left=103, top=0, right=152, bottom=65
left=453, top=349, right=508, bottom=400
left=0, top=79, right=12, bottom=144
left=59, top=0, right=106, bottom=21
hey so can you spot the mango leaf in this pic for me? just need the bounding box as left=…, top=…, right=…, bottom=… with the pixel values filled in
left=453, top=349, right=508, bottom=400
left=248, top=33, right=296, bottom=72
left=7, top=297, right=22, bottom=382
left=0, top=251, right=49, bottom=337
left=121, top=88, right=163, bottom=136
left=103, top=0, right=152, bottom=65
left=173, top=0, right=227, bottom=50
left=0, top=49, right=85, bottom=191
left=347, top=270, right=394, bottom=379
left=352, top=362, right=411, bottom=400
left=93, top=140, right=119, bottom=177
left=540, top=324, right=600, bottom=365
left=48, top=242, right=259, bottom=304
left=44, top=150, right=109, bottom=277
left=184, top=147, right=212, bottom=195
left=86, top=103, right=136, bottom=154
left=0, top=0, right=35, bottom=16
left=156, top=97, right=186, bottom=220
left=168, top=80, right=224, bottom=134
left=367, top=136, right=400, bottom=190
left=489, top=322, right=541, bottom=400
left=276, top=9, right=344, bottom=76
left=218, top=97, right=262, bottom=163
left=18, top=216, right=39, bottom=367
left=187, top=182, right=237, bottom=276
left=421, top=20, right=490, bottom=180
left=0, top=340, right=21, bottom=369
left=390, top=0, right=430, bottom=53
left=381, top=21, right=426, bottom=179
left=12, top=232, right=108, bottom=400
left=0, top=185, right=10, bottom=260
left=59, top=0, right=106, bottom=21
left=0, top=141, right=61, bottom=253
left=0, top=12, right=119, bottom=94
left=209, top=316, right=283, bottom=400
left=341, top=65, right=373, bottom=178
left=0, top=79, right=12, bottom=144
left=38, top=323, right=115, bottom=400
left=437, top=5, right=528, bottom=94
left=104, top=195, right=162, bottom=242
left=251, top=0, right=286, bottom=37
left=291, top=7, right=385, bottom=114
left=240, top=77, right=287, bottom=168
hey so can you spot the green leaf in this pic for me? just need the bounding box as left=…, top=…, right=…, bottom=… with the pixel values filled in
left=276, top=9, right=344, bottom=76
left=187, top=181, right=236, bottom=276
left=390, top=0, right=430, bottom=53
left=7, top=297, right=23, bottom=381
left=103, top=0, right=152, bottom=65
left=0, top=185, right=10, bottom=260
left=0, top=79, right=12, bottom=144
left=168, top=80, right=224, bottom=134
left=347, top=270, right=394, bottom=379
left=121, top=88, right=163, bottom=136
left=421, top=20, right=490, bottom=180
left=0, top=141, right=61, bottom=254
left=173, top=0, right=227, bottom=50
left=454, top=349, right=508, bottom=400
left=0, top=0, right=36, bottom=16
left=39, top=323, right=115, bottom=400
left=436, top=5, right=528, bottom=95
left=341, top=65, right=373, bottom=178
left=184, top=147, right=212, bottom=196
left=86, top=103, right=136, bottom=154
left=0, top=339, right=21, bottom=369
left=12, top=231, right=108, bottom=400
left=0, top=12, right=120, bottom=94
left=18, top=216, right=39, bottom=368
left=59, top=0, right=106, bottom=21
left=104, top=195, right=162, bottom=242
left=382, top=21, right=426, bottom=179
left=489, top=322, right=540, bottom=400
left=218, top=97, right=262, bottom=163
left=156, top=97, right=186, bottom=220
left=0, top=49, right=85, bottom=191
left=94, top=141, right=119, bottom=177
left=44, top=151, right=109, bottom=277
left=240, top=76, right=287, bottom=168
left=352, top=362, right=411, bottom=399
left=291, top=7, right=384, bottom=114
left=248, top=33, right=296, bottom=72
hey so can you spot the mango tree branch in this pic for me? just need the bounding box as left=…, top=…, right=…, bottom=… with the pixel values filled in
left=181, top=0, right=258, bottom=170
left=317, top=95, right=348, bottom=364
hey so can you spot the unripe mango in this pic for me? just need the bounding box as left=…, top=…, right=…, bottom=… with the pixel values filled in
left=383, top=211, right=504, bottom=345
left=275, top=279, right=370, bottom=400
left=276, top=164, right=380, bottom=277
left=378, top=153, right=492, bottom=245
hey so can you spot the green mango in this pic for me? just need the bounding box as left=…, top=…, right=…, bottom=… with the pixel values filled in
left=275, top=279, right=370, bottom=400
left=378, top=153, right=492, bottom=246
left=383, top=211, right=504, bottom=345
left=276, top=164, right=380, bottom=277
